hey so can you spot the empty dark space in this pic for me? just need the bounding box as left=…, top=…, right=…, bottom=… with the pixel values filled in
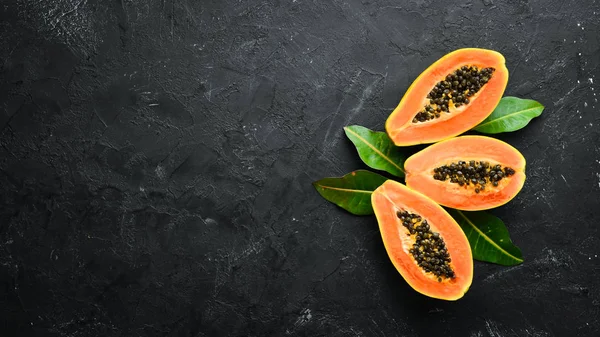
left=1, top=0, right=599, bottom=336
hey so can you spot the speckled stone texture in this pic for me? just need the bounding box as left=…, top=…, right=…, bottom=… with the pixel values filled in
left=1, top=0, right=599, bottom=336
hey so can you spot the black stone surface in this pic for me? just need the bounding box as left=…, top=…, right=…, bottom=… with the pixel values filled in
left=1, top=0, right=599, bottom=336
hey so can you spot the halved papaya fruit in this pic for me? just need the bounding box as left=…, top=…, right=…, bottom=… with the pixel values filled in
left=372, top=180, right=473, bottom=300
left=386, top=48, right=509, bottom=146
left=405, top=135, right=526, bottom=211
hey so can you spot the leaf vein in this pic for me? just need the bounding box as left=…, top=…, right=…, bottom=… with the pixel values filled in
left=477, top=106, right=542, bottom=128
left=346, top=127, right=404, bottom=173
left=456, top=210, right=523, bottom=262
left=316, top=185, right=374, bottom=194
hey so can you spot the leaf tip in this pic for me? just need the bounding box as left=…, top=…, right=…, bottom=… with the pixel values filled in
left=343, top=126, right=352, bottom=138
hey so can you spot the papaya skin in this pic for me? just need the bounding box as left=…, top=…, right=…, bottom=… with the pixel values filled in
left=404, top=136, right=526, bottom=211
left=386, top=48, right=509, bottom=146
left=372, top=180, right=473, bottom=301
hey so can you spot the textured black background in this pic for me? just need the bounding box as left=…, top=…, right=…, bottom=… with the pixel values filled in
left=1, top=0, right=599, bottom=336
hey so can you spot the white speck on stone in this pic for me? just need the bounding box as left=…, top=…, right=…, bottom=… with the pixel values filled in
left=584, top=102, right=588, bottom=107
left=155, top=165, right=166, bottom=179
left=579, top=53, right=582, bottom=56
left=589, top=78, right=594, bottom=84
left=577, top=23, right=581, bottom=27
left=577, top=80, right=580, bottom=84
left=294, top=309, right=312, bottom=326
left=139, top=187, right=145, bottom=192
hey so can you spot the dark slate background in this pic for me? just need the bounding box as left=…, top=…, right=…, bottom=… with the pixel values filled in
left=1, top=0, right=599, bottom=336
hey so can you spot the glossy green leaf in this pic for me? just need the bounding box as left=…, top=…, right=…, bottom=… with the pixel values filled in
left=448, top=209, right=523, bottom=266
left=313, top=170, right=388, bottom=215
left=473, top=97, right=544, bottom=134
left=344, top=125, right=406, bottom=177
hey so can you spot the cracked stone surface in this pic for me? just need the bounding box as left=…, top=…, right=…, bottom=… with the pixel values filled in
left=1, top=0, right=599, bottom=336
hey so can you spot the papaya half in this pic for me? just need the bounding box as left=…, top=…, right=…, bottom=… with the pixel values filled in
left=372, top=180, right=473, bottom=300
left=386, top=48, right=509, bottom=146
left=404, top=135, right=526, bottom=211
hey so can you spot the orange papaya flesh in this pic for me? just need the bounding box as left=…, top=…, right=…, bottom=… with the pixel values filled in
left=405, top=136, right=526, bottom=211
left=386, top=48, right=509, bottom=146
left=372, top=180, right=473, bottom=301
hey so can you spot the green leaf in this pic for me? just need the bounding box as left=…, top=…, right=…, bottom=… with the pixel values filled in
left=448, top=209, right=523, bottom=266
left=344, top=125, right=406, bottom=178
left=473, top=97, right=544, bottom=134
left=313, top=170, right=387, bottom=215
